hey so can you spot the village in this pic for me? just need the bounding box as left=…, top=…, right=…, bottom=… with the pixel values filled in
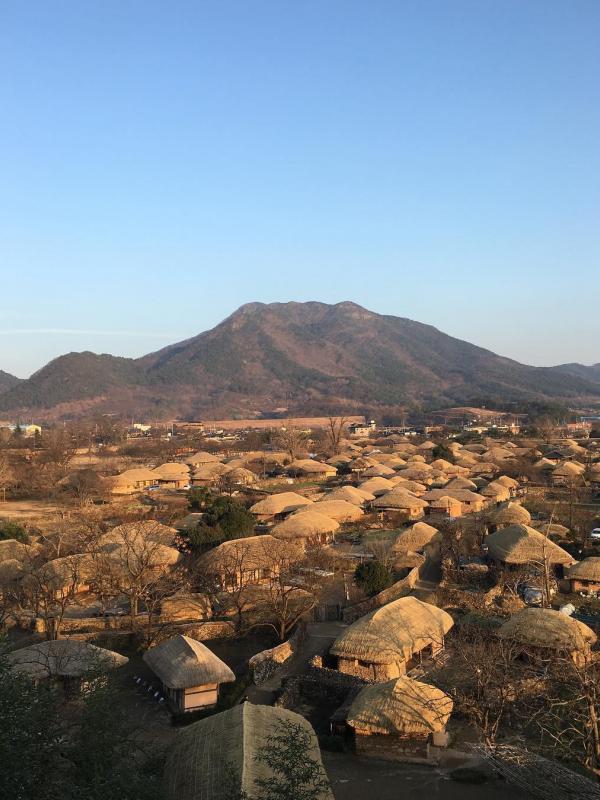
left=2, top=412, right=600, bottom=799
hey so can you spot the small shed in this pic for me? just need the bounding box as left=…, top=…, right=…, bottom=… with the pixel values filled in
left=346, top=676, right=453, bottom=762
left=144, top=634, right=235, bottom=712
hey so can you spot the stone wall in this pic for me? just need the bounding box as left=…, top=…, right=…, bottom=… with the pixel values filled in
left=249, top=624, right=305, bottom=685
left=355, top=733, right=433, bottom=763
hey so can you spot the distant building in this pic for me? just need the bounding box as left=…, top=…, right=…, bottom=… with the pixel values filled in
left=3, top=423, right=42, bottom=437
left=348, top=420, right=376, bottom=437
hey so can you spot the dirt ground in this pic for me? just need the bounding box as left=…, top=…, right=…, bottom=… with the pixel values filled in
left=0, top=499, right=62, bottom=529
left=323, top=752, right=532, bottom=800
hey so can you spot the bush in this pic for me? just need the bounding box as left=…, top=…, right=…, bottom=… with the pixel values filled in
left=354, top=560, right=393, bottom=596
left=0, top=519, right=28, bottom=542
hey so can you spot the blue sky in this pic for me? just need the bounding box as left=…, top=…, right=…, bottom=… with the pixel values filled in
left=1, top=0, right=599, bottom=378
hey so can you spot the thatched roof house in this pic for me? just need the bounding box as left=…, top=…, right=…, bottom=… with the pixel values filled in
left=185, top=451, right=221, bottom=467
left=0, top=538, right=36, bottom=563
left=392, top=522, right=440, bottom=554
left=491, top=502, right=531, bottom=528
left=7, top=639, right=128, bottom=681
left=372, top=490, right=428, bottom=518
left=347, top=676, right=453, bottom=752
left=485, top=524, right=574, bottom=568
left=163, top=703, right=333, bottom=800
left=271, top=511, right=339, bottom=544
left=298, top=499, right=364, bottom=523
left=359, top=477, right=395, bottom=496
left=566, top=558, right=600, bottom=592
left=198, top=535, right=301, bottom=588
left=498, top=608, right=596, bottom=663
left=249, top=491, right=313, bottom=519
left=110, top=467, right=157, bottom=494
left=330, top=597, right=454, bottom=681
left=325, top=485, right=375, bottom=505
left=287, top=459, right=337, bottom=478
left=144, top=634, right=234, bottom=712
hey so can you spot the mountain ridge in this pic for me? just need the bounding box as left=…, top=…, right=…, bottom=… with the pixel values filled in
left=1, top=301, right=598, bottom=419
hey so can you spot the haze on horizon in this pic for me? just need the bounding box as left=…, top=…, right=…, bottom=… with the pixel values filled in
left=1, top=1, right=599, bottom=379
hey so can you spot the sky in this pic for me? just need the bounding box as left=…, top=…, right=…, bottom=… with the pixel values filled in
left=1, top=1, right=599, bottom=378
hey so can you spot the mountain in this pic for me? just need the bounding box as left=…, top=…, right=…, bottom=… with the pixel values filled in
left=1, top=301, right=598, bottom=419
left=0, top=370, right=22, bottom=395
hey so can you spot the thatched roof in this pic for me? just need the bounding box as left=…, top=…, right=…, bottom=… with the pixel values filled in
left=358, top=477, right=395, bottom=496
left=163, top=703, right=333, bottom=800
left=100, top=520, right=179, bottom=548
left=111, top=467, right=157, bottom=487
left=347, top=676, right=452, bottom=736
left=0, top=538, right=36, bottom=563
left=430, top=458, right=454, bottom=471
left=430, top=495, right=462, bottom=512
left=7, top=639, right=128, bottom=679
left=480, top=482, right=511, bottom=500
left=372, top=490, right=428, bottom=511
left=495, top=475, right=519, bottom=489
left=325, top=485, right=375, bottom=505
left=144, top=635, right=234, bottom=689
left=389, top=478, right=426, bottom=494
left=297, top=499, right=364, bottom=522
left=486, top=525, right=575, bottom=566
left=198, top=535, right=301, bottom=574
left=392, top=522, right=440, bottom=553
left=271, top=511, right=339, bottom=540
left=445, top=476, right=478, bottom=491
left=330, top=597, right=454, bottom=665
left=553, top=461, right=586, bottom=477
left=362, top=464, right=396, bottom=478
left=567, top=558, right=600, bottom=582
left=186, top=451, right=221, bottom=466
left=224, top=467, right=256, bottom=485
left=288, top=459, right=336, bottom=475
left=498, top=608, right=597, bottom=651
left=491, top=503, right=531, bottom=527
left=249, top=492, right=313, bottom=516
left=192, top=463, right=230, bottom=481
left=153, top=462, right=190, bottom=478
left=0, top=557, right=24, bottom=583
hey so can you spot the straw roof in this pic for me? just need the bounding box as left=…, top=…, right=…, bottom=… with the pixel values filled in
left=496, top=475, right=519, bottom=489
left=144, top=634, right=234, bottom=689
left=362, top=464, right=396, bottom=478
left=153, top=462, right=191, bottom=478
left=0, top=557, right=24, bottom=583
left=325, top=485, right=375, bottom=505
left=288, top=459, right=336, bottom=475
left=430, top=458, right=454, bottom=471
left=445, top=489, right=486, bottom=504
left=445, top=476, right=478, bottom=491
left=186, top=451, right=221, bottom=465
left=163, top=703, right=333, bottom=800
left=392, top=522, right=440, bottom=553
left=112, top=467, right=157, bottom=486
left=480, top=482, right=511, bottom=501
left=271, top=511, right=340, bottom=540
left=498, top=608, right=597, bottom=651
left=198, top=535, right=301, bottom=574
left=491, top=503, right=531, bottom=527
left=249, top=492, right=313, bottom=516
left=567, top=558, right=600, bottom=582
left=389, top=478, right=426, bottom=494
left=192, top=463, right=230, bottom=481
left=372, top=490, right=428, bottom=511
left=347, top=677, right=453, bottom=736
left=430, top=495, right=462, bottom=513
left=0, top=538, right=36, bottom=563
left=297, top=499, right=364, bottom=522
left=486, top=525, right=575, bottom=565
left=553, top=461, right=586, bottom=477
left=100, top=520, right=179, bottom=548
left=330, top=597, right=454, bottom=665
left=224, top=467, right=257, bottom=485
left=7, top=639, right=128, bottom=679
left=358, top=477, right=395, bottom=496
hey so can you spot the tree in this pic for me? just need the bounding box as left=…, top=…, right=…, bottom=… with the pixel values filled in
left=354, top=560, right=393, bottom=597
left=253, top=719, right=331, bottom=800
left=276, top=426, right=309, bottom=461
left=0, top=455, right=14, bottom=502
left=325, top=416, right=348, bottom=456
left=0, top=518, right=28, bottom=543
left=0, top=649, right=162, bottom=800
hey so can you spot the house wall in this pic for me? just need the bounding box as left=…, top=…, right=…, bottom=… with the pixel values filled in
left=337, top=657, right=405, bottom=682
left=570, top=579, right=600, bottom=592
left=183, top=682, right=218, bottom=711
left=354, top=732, right=432, bottom=763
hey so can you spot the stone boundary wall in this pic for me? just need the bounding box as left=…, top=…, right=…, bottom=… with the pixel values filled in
left=342, top=565, right=421, bottom=623
left=249, top=624, right=306, bottom=685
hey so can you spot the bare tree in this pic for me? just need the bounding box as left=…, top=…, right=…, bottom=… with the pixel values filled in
left=276, top=426, right=309, bottom=461
left=325, top=417, right=349, bottom=456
